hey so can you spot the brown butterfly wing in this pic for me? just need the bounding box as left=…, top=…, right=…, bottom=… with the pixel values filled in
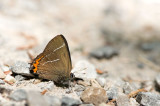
left=36, top=35, right=72, bottom=82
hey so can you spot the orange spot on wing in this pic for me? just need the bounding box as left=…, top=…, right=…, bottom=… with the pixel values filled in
left=33, top=56, right=43, bottom=73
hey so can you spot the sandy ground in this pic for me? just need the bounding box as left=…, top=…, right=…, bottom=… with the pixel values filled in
left=0, top=0, right=160, bottom=105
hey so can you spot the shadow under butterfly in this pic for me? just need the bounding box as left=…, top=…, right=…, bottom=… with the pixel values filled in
left=30, top=35, right=74, bottom=87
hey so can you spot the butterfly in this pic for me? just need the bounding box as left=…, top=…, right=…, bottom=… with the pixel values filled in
left=30, top=35, right=74, bottom=86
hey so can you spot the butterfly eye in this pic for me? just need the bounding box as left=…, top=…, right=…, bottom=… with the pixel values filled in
left=70, top=73, right=75, bottom=78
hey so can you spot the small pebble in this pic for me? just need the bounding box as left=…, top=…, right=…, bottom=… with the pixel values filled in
left=116, top=93, right=130, bottom=106
left=15, top=75, right=26, bottom=81
left=4, top=75, right=16, bottom=84
left=46, top=81, right=54, bottom=91
left=74, top=84, right=86, bottom=92
left=140, top=42, right=160, bottom=51
left=96, top=77, right=106, bottom=87
left=27, top=90, right=49, bottom=106
left=1, top=101, right=26, bottom=106
left=77, top=80, right=91, bottom=87
left=9, top=89, right=27, bottom=101
left=32, top=79, right=41, bottom=84
left=75, top=84, right=86, bottom=96
left=129, top=82, right=141, bottom=91
left=106, top=87, right=118, bottom=100
left=123, top=82, right=133, bottom=94
left=11, top=61, right=33, bottom=77
left=141, top=81, right=153, bottom=91
left=0, top=69, right=6, bottom=79
left=130, top=98, right=140, bottom=106
left=137, top=63, right=144, bottom=69
left=1, top=65, right=10, bottom=72
left=81, top=87, right=108, bottom=105
left=90, top=46, right=118, bottom=59
left=136, top=92, right=160, bottom=106
left=0, top=86, right=12, bottom=94
left=0, top=79, right=5, bottom=84
left=155, top=74, right=160, bottom=90
left=71, top=60, right=97, bottom=80
left=37, top=81, right=54, bottom=91
left=44, top=96, right=61, bottom=106
left=61, top=96, right=82, bottom=106
left=114, top=79, right=125, bottom=88
left=90, top=79, right=101, bottom=88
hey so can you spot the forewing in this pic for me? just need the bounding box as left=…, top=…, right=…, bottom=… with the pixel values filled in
left=37, top=35, right=72, bottom=82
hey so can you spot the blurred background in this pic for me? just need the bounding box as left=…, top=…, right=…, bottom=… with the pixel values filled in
left=0, top=0, right=160, bottom=81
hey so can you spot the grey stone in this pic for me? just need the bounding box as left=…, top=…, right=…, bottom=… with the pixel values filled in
left=140, top=42, right=160, bottom=51
left=0, top=101, right=26, bottom=106
left=61, top=96, right=82, bottom=106
left=0, top=68, right=6, bottom=79
left=140, top=43, right=154, bottom=51
left=116, top=93, right=130, bottom=106
left=137, top=63, right=144, bottom=69
left=1, top=65, right=10, bottom=72
left=74, top=84, right=85, bottom=96
left=130, top=98, right=140, bottom=106
left=37, top=82, right=46, bottom=89
left=74, top=84, right=85, bottom=92
left=0, top=86, right=12, bottom=94
left=11, top=61, right=33, bottom=77
left=76, top=92, right=82, bottom=97
left=123, top=82, right=133, bottom=94
left=37, top=81, right=54, bottom=91
left=90, top=79, right=102, bottom=88
left=71, top=60, right=97, bottom=80
left=106, top=87, right=118, bottom=100
left=155, top=74, right=160, bottom=90
left=90, top=46, right=118, bottom=59
left=141, top=81, right=153, bottom=91
left=0, top=79, right=5, bottom=84
left=96, top=77, right=106, bottom=87
left=9, top=89, right=27, bottom=101
left=4, top=75, right=16, bottom=84
left=129, top=82, right=141, bottom=90
left=46, top=81, right=54, bottom=91
left=15, top=75, right=26, bottom=81
left=114, top=79, right=125, bottom=88
left=81, top=87, right=108, bottom=106
left=26, top=90, right=49, bottom=106
left=136, top=92, right=160, bottom=106
left=44, top=95, right=61, bottom=106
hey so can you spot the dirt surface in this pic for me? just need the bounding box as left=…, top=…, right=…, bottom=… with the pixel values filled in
left=0, top=0, right=160, bottom=106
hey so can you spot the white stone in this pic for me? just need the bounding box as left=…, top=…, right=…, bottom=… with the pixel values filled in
left=11, top=61, right=33, bottom=77
left=71, top=60, right=97, bottom=80
left=0, top=69, right=6, bottom=79
left=4, top=75, right=16, bottom=83
left=1, top=65, right=10, bottom=72
left=96, top=77, right=106, bottom=87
